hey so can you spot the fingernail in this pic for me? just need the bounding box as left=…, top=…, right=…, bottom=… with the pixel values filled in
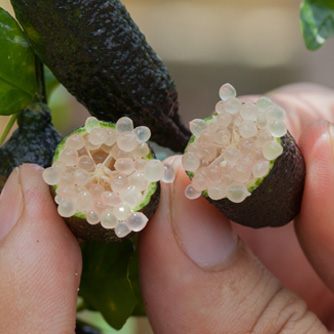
left=172, top=161, right=238, bottom=271
left=0, top=168, right=23, bottom=240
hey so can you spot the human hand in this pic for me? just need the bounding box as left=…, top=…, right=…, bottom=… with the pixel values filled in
left=0, top=83, right=333, bottom=333
left=139, top=83, right=334, bottom=333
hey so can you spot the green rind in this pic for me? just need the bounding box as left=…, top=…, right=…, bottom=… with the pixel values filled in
left=52, top=122, right=160, bottom=242
left=10, top=0, right=191, bottom=152
left=204, top=131, right=305, bottom=227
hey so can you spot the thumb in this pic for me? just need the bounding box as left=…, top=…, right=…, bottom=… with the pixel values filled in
left=139, top=157, right=327, bottom=334
left=0, top=164, right=82, bottom=334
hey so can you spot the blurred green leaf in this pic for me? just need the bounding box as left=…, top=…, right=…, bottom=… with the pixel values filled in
left=0, top=8, right=37, bottom=115
left=300, top=0, right=334, bottom=50
left=79, top=240, right=137, bottom=330
left=127, top=236, right=146, bottom=316
left=44, top=65, right=59, bottom=98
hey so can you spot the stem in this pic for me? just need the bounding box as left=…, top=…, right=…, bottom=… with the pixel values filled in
left=0, top=114, right=18, bottom=147
left=35, top=55, right=47, bottom=104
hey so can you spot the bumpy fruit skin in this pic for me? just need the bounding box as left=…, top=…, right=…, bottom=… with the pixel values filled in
left=210, top=132, right=305, bottom=227
left=188, top=131, right=305, bottom=228
left=10, top=0, right=191, bottom=152
left=0, top=102, right=61, bottom=178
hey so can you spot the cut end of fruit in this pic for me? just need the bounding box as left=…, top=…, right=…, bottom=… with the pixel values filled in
left=183, top=83, right=287, bottom=203
left=43, top=116, right=174, bottom=240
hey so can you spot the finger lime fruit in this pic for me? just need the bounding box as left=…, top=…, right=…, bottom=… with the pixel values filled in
left=182, top=84, right=305, bottom=228
left=10, top=0, right=191, bottom=152
left=43, top=116, right=173, bottom=242
left=0, top=102, right=61, bottom=179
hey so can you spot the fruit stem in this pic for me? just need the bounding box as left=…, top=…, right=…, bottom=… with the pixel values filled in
left=0, top=114, right=18, bottom=147
left=35, top=55, right=47, bottom=104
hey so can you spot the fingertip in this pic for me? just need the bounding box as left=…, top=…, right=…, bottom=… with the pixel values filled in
left=296, top=120, right=334, bottom=291
left=0, top=163, right=82, bottom=333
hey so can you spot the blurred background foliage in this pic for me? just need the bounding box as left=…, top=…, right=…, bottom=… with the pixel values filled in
left=0, top=0, right=333, bottom=332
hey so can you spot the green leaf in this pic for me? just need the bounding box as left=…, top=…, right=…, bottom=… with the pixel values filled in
left=79, top=240, right=137, bottom=330
left=127, top=236, right=146, bottom=316
left=0, top=8, right=37, bottom=115
left=300, top=0, right=334, bottom=50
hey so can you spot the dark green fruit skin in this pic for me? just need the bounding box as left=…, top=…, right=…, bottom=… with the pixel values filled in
left=10, top=0, right=191, bottom=152
left=190, top=131, right=305, bottom=228
left=0, top=102, right=61, bottom=179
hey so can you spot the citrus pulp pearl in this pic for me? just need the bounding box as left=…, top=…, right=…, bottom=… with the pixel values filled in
left=191, top=171, right=209, bottom=192
left=76, top=191, right=93, bottom=210
left=115, top=223, right=131, bottom=238
left=134, top=126, right=151, bottom=142
left=128, top=171, right=147, bottom=191
left=223, top=97, right=241, bottom=115
left=101, top=191, right=122, bottom=206
left=86, top=210, right=100, bottom=225
left=252, top=160, right=270, bottom=178
left=111, top=175, right=129, bottom=192
left=78, top=155, right=95, bottom=172
left=267, top=120, right=287, bottom=138
left=256, top=114, right=267, bottom=128
left=133, top=142, right=150, bottom=157
left=182, top=152, right=200, bottom=172
left=58, top=200, right=76, bottom=218
left=215, top=100, right=225, bottom=114
left=161, top=163, right=175, bottom=183
left=42, top=167, right=60, bottom=185
left=262, top=141, right=283, bottom=160
left=55, top=195, right=62, bottom=204
left=66, top=133, right=85, bottom=151
left=89, top=184, right=105, bottom=198
left=224, top=147, right=240, bottom=166
left=60, top=148, right=78, bottom=166
left=265, top=105, right=286, bottom=121
left=214, top=128, right=231, bottom=145
left=256, top=96, right=273, bottom=111
left=117, top=131, right=138, bottom=152
left=121, top=187, right=142, bottom=207
left=74, top=169, right=90, bottom=184
left=103, top=128, right=117, bottom=146
left=239, top=121, right=258, bottom=138
left=226, top=184, right=250, bottom=203
left=126, top=212, right=148, bottom=232
left=88, top=128, right=108, bottom=146
left=56, top=186, right=76, bottom=200
left=115, top=117, right=134, bottom=133
left=52, top=161, right=66, bottom=173
left=231, top=164, right=252, bottom=183
left=94, top=200, right=105, bottom=213
left=240, top=102, right=258, bottom=121
left=85, top=117, right=101, bottom=133
left=217, top=113, right=232, bottom=127
left=207, top=183, right=226, bottom=200
left=257, top=128, right=272, bottom=143
left=219, top=83, right=237, bottom=101
left=114, top=158, right=135, bottom=175
left=113, top=203, right=131, bottom=220
left=101, top=209, right=118, bottom=229
left=189, top=119, right=207, bottom=137
left=185, top=184, right=201, bottom=199
left=144, top=160, right=164, bottom=182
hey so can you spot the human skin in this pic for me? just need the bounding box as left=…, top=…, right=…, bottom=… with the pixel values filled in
left=0, top=83, right=333, bottom=333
